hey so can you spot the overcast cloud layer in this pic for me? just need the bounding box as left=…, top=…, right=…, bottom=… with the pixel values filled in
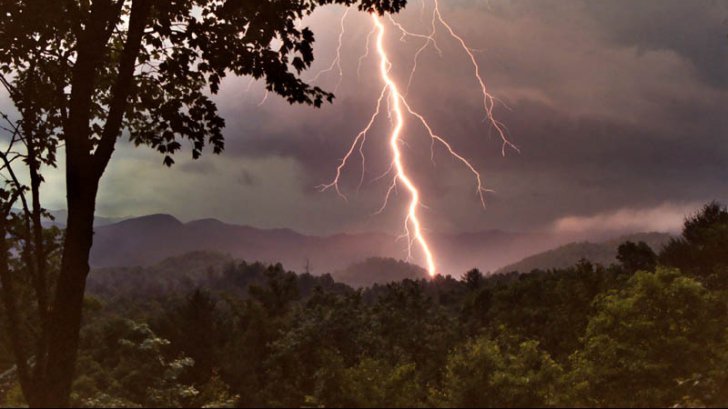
left=38, top=0, right=728, bottom=236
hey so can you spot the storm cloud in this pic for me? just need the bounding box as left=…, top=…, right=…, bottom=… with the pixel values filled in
left=48, top=0, right=727, bottom=236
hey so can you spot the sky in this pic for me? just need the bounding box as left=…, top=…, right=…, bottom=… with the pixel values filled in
left=37, top=0, right=728, bottom=236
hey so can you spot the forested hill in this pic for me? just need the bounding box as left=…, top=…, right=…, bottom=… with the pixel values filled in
left=496, top=232, right=672, bottom=273
left=2, top=204, right=727, bottom=408
left=86, top=251, right=352, bottom=303
left=88, top=232, right=670, bottom=293
left=86, top=213, right=610, bottom=274
left=87, top=253, right=427, bottom=295
left=333, top=257, right=428, bottom=287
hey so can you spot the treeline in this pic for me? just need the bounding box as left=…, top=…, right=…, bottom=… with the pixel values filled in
left=1, top=203, right=727, bottom=407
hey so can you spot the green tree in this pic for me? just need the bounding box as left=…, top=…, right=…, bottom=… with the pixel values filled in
left=480, top=260, right=618, bottom=360
left=327, top=358, right=421, bottom=408
left=248, top=264, right=300, bottom=317
left=219, top=265, right=307, bottom=407
left=155, top=289, right=225, bottom=388
left=439, top=333, right=563, bottom=408
left=370, top=280, right=459, bottom=387
left=262, top=290, right=370, bottom=407
left=569, top=267, right=726, bottom=407
left=218, top=299, right=276, bottom=408
left=0, top=0, right=406, bottom=406
left=73, top=319, right=199, bottom=408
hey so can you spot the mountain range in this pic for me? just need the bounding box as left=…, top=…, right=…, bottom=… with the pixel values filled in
left=83, top=213, right=673, bottom=276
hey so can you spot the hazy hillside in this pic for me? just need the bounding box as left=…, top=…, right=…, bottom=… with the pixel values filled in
left=87, top=251, right=351, bottom=303
left=90, top=214, right=398, bottom=273
left=89, top=214, right=576, bottom=274
left=496, top=232, right=672, bottom=273
left=88, top=231, right=671, bottom=292
left=88, top=252, right=428, bottom=293
left=87, top=251, right=234, bottom=300
left=46, top=210, right=128, bottom=227
left=88, top=214, right=677, bottom=275
left=332, top=257, right=428, bottom=288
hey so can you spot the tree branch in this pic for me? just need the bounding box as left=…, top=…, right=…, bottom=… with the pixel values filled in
left=63, top=0, right=124, bottom=161
left=93, top=0, right=153, bottom=175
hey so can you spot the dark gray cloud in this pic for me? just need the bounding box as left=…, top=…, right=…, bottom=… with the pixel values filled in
left=238, top=168, right=258, bottom=187
left=585, top=0, right=728, bottom=88
left=62, top=0, right=728, bottom=237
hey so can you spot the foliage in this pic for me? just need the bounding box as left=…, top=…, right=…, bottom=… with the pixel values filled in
left=1, top=202, right=727, bottom=407
left=73, top=319, right=201, bottom=407
left=462, top=260, right=622, bottom=360
left=439, top=334, right=564, bottom=408
left=569, top=267, right=726, bottom=407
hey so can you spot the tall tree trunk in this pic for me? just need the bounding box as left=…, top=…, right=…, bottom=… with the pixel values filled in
left=36, top=168, right=99, bottom=408
left=29, top=1, right=149, bottom=405
left=31, top=2, right=121, bottom=406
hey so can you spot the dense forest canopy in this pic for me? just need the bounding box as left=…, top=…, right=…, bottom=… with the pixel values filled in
left=1, top=202, right=726, bottom=407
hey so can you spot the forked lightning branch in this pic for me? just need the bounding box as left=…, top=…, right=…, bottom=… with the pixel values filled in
left=317, top=0, right=518, bottom=276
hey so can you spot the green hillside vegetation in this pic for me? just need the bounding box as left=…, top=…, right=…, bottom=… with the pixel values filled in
left=0, top=203, right=726, bottom=407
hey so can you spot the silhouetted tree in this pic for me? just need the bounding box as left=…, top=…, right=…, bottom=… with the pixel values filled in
left=617, top=240, right=657, bottom=274
left=660, top=202, right=728, bottom=289
left=0, top=0, right=406, bottom=406
left=463, top=268, right=484, bottom=291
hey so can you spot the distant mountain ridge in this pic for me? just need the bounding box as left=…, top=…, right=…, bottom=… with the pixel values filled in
left=91, top=214, right=400, bottom=274
left=87, top=213, right=674, bottom=276
left=89, top=213, right=570, bottom=274
left=88, top=252, right=427, bottom=292
left=46, top=209, right=128, bottom=227
left=495, top=232, right=672, bottom=274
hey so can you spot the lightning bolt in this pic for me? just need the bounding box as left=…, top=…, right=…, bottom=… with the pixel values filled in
left=309, top=7, right=351, bottom=93
left=372, top=14, right=437, bottom=275
left=318, top=1, right=517, bottom=277
left=432, top=0, right=518, bottom=155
